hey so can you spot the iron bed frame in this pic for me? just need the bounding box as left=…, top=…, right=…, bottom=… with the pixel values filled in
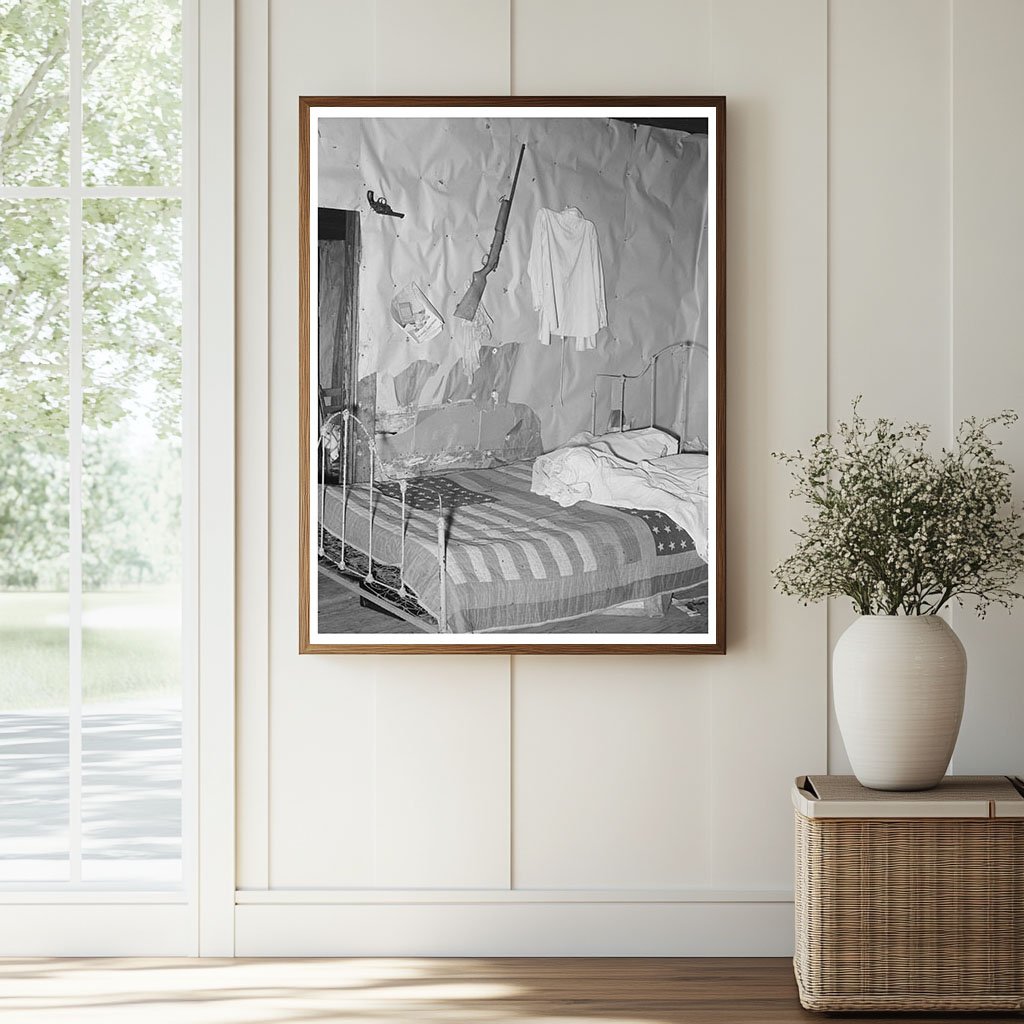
left=316, top=340, right=695, bottom=634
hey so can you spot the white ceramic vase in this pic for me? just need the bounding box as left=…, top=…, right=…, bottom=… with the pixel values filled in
left=833, top=615, right=967, bottom=791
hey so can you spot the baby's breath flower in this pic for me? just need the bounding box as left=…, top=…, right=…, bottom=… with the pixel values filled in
left=772, top=399, right=1024, bottom=617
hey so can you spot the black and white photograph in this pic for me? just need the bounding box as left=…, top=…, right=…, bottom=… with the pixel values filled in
left=300, top=98, right=725, bottom=652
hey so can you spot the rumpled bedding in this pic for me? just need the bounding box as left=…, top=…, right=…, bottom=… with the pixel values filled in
left=532, top=429, right=709, bottom=561
left=530, top=427, right=676, bottom=505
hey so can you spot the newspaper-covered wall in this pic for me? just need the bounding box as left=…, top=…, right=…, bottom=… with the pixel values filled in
left=318, top=116, right=708, bottom=470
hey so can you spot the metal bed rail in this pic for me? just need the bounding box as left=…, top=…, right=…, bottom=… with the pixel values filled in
left=591, top=339, right=694, bottom=437
left=318, top=407, right=448, bottom=632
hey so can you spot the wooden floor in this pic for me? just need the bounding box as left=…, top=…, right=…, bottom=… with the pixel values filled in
left=0, top=957, right=1018, bottom=1023
left=318, top=569, right=709, bottom=635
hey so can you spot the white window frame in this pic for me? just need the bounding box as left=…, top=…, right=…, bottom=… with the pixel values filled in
left=0, top=0, right=234, bottom=956
left=195, top=0, right=236, bottom=957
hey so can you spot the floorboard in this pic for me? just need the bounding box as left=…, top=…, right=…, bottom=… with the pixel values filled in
left=0, top=957, right=1017, bottom=1023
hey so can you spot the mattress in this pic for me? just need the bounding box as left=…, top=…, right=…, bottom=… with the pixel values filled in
left=320, top=459, right=707, bottom=633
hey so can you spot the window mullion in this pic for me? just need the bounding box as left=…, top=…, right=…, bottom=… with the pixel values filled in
left=68, top=0, right=84, bottom=885
left=0, top=186, right=184, bottom=200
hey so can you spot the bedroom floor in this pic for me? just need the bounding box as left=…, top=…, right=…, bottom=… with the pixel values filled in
left=318, top=570, right=709, bottom=635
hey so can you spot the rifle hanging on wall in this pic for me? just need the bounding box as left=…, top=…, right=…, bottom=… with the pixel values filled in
left=453, top=143, right=526, bottom=322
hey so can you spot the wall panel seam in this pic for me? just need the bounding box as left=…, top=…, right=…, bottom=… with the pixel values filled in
left=507, top=655, right=514, bottom=889
left=824, top=0, right=832, bottom=771
left=945, top=0, right=956, bottom=754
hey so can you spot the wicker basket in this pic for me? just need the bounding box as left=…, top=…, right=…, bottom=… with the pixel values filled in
left=793, top=775, right=1024, bottom=1012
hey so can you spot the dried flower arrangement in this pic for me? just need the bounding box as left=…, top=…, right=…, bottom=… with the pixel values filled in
left=773, top=401, right=1024, bottom=616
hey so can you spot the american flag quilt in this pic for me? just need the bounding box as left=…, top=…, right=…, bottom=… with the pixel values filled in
left=320, top=459, right=707, bottom=632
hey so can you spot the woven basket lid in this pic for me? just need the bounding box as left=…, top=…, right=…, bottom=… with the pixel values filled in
left=793, top=774, right=1024, bottom=819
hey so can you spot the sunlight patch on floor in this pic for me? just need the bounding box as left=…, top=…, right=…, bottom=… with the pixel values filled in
left=0, top=958, right=674, bottom=1024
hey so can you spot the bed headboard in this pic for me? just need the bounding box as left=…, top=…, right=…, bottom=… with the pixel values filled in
left=590, top=340, right=695, bottom=439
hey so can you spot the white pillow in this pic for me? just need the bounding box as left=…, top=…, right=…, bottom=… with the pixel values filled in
left=562, top=426, right=677, bottom=463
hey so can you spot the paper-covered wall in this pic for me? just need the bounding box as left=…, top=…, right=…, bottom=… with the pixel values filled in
left=318, top=115, right=708, bottom=470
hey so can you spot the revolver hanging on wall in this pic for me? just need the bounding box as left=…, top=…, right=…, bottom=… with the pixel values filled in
left=453, top=143, right=526, bottom=322
left=366, top=190, right=404, bottom=218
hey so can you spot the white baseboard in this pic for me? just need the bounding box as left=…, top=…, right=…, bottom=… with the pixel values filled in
left=235, top=887, right=793, bottom=905
left=235, top=897, right=795, bottom=957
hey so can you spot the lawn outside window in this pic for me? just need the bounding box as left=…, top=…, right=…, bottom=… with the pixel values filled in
left=0, top=0, right=193, bottom=890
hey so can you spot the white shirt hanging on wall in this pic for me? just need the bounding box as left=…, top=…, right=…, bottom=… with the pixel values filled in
left=527, top=207, right=608, bottom=350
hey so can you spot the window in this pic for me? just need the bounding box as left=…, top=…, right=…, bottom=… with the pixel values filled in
left=0, top=0, right=191, bottom=889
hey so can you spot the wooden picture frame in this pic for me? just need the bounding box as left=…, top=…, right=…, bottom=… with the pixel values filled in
left=300, top=96, right=726, bottom=653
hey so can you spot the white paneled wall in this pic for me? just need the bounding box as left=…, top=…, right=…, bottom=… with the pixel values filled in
left=829, top=0, right=951, bottom=428
left=512, top=657, right=713, bottom=889
left=261, top=0, right=377, bottom=892
left=511, top=0, right=712, bottom=93
left=705, top=0, right=828, bottom=890
left=948, top=0, right=1024, bottom=777
left=235, top=0, right=1024, bottom=955
left=827, top=0, right=1024, bottom=780
left=826, top=0, right=952, bottom=773
left=376, top=0, right=510, bottom=95
left=372, top=661, right=510, bottom=889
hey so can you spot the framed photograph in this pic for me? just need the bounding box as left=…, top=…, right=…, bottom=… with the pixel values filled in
left=300, top=96, right=725, bottom=653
